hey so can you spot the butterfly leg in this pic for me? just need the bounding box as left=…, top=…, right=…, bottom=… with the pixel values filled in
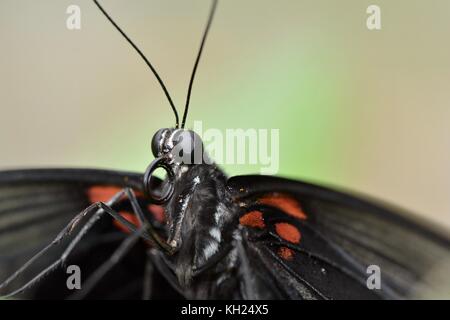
left=148, top=248, right=184, bottom=296
left=0, top=189, right=154, bottom=298
left=124, top=188, right=173, bottom=253
left=0, top=189, right=127, bottom=296
left=142, top=250, right=155, bottom=300
left=69, top=241, right=184, bottom=300
left=68, top=227, right=146, bottom=300
left=66, top=187, right=173, bottom=300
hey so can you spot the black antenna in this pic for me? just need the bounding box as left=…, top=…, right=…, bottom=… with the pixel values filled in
left=181, top=0, right=218, bottom=129
left=93, top=0, right=180, bottom=128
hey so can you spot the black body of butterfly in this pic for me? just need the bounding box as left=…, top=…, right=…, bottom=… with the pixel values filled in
left=0, top=0, right=449, bottom=300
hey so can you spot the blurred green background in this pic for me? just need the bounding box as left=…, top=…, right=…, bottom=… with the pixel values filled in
left=0, top=0, right=449, bottom=227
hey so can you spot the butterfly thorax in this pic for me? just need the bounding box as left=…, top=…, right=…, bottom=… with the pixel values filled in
left=163, top=162, right=241, bottom=297
left=148, top=128, right=244, bottom=297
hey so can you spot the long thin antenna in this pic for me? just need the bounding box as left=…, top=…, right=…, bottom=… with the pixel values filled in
left=93, top=0, right=180, bottom=128
left=181, top=0, right=218, bottom=129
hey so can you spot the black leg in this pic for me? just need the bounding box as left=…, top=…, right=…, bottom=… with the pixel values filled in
left=0, top=190, right=125, bottom=295
left=0, top=189, right=156, bottom=298
left=68, top=228, right=145, bottom=300
left=70, top=188, right=173, bottom=300
left=124, top=188, right=173, bottom=253
left=142, top=250, right=154, bottom=300
left=148, top=248, right=184, bottom=296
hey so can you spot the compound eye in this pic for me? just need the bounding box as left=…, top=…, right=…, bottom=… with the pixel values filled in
left=171, top=130, right=203, bottom=163
left=151, top=128, right=168, bottom=157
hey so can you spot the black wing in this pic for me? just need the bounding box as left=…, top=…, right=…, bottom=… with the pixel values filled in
left=228, top=175, right=450, bottom=300
left=0, top=168, right=177, bottom=299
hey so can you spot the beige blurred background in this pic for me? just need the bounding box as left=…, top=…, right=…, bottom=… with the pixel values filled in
left=0, top=0, right=449, bottom=228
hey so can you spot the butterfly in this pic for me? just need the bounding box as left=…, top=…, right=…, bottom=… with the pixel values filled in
left=0, top=0, right=449, bottom=300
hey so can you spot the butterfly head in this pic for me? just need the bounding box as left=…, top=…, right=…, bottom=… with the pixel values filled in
left=151, top=128, right=203, bottom=162
left=144, top=128, right=204, bottom=205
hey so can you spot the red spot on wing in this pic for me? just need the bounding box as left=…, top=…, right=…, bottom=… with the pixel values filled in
left=113, top=211, right=140, bottom=234
left=258, top=193, right=307, bottom=220
left=87, top=185, right=144, bottom=203
left=87, top=186, right=123, bottom=203
left=275, top=222, right=301, bottom=244
left=239, top=210, right=265, bottom=229
left=148, top=204, right=165, bottom=223
left=278, top=247, right=294, bottom=260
